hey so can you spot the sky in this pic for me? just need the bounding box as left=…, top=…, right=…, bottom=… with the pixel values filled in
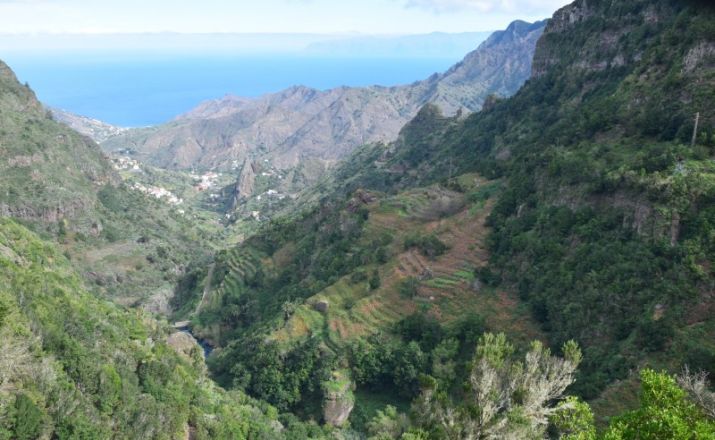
left=0, top=0, right=569, bottom=35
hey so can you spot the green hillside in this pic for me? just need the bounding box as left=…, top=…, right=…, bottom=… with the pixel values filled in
left=0, top=217, right=331, bottom=439
left=0, top=60, right=220, bottom=310
left=1, top=0, right=714, bottom=437
left=174, top=0, right=715, bottom=432
left=324, top=0, right=715, bottom=401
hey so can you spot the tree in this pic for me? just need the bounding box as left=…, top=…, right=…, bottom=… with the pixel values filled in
left=550, top=397, right=597, bottom=440
left=369, top=270, right=381, bottom=290
left=367, top=405, right=410, bottom=440
left=414, top=333, right=582, bottom=440
left=393, top=341, right=427, bottom=396
left=677, top=367, right=715, bottom=420
left=602, top=369, right=715, bottom=440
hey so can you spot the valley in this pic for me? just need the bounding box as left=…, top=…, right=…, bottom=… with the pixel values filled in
left=0, top=0, right=714, bottom=438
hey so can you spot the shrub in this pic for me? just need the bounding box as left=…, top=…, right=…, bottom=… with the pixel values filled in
left=403, top=234, right=448, bottom=259
left=369, top=270, right=381, bottom=290
left=350, top=269, right=368, bottom=284
left=13, top=394, right=43, bottom=440
left=398, top=277, right=420, bottom=298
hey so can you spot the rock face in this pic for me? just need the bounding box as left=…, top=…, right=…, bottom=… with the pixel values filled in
left=313, top=300, right=329, bottom=314
left=101, top=20, right=547, bottom=175
left=167, top=331, right=201, bottom=360
left=532, top=1, right=676, bottom=78
left=322, top=371, right=354, bottom=427
left=231, top=158, right=256, bottom=207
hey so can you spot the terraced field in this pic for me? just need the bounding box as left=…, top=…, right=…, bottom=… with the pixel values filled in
left=198, top=246, right=262, bottom=312
left=272, top=175, right=544, bottom=349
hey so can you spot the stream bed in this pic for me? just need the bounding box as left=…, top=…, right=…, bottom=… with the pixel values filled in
left=174, top=323, right=214, bottom=358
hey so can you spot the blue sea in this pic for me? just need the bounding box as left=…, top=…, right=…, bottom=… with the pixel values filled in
left=3, top=52, right=459, bottom=127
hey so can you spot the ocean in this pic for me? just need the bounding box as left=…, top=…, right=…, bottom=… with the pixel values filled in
left=3, top=52, right=460, bottom=127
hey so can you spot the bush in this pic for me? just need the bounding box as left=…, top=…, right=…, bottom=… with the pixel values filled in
left=603, top=369, right=715, bottom=439
left=395, top=313, right=443, bottom=351
left=403, top=234, right=448, bottom=259
left=350, top=269, right=368, bottom=284
left=13, top=394, right=43, bottom=440
left=369, top=270, right=381, bottom=290
left=0, top=298, right=9, bottom=328
left=398, top=277, right=420, bottom=299
left=97, top=185, right=125, bottom=213
left=636, top=318, right=674, bottom=352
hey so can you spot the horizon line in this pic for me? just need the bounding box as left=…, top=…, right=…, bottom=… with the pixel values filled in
left=0, top=30, right=499, bottom=37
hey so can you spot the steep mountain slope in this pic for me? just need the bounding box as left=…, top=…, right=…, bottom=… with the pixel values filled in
left=0, top=60, right=218, bottom=310
left=102, top=20, right=546, bottom=175
left=0, top=217, right=330, bottom=439
left=0, top=62, right=116, bottom=226
left=330, top=0, right=715, bottom=401
left=173, top=0, right=715, bottom=426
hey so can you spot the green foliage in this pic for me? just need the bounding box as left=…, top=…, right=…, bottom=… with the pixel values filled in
left=347, top=314, right=489, bottom=403
left=394, top=313, right=443, bottom=352
left=467, top=181, right=501, bottom=205
left=398, top=277, right=420, bottom=299
left=0, top=297, right=8, bottom=327
left=414, top=333, right=583, bottom=439
left=210, top=336, right=336, bottom=413
left=97, top=365, right=122, bottom=414
left=602, top=369, right=715, bottom=440
left=403, top=233, right=448, bottom=259
left=366, top=405, right=410, bottom=440
left=551, top=397, right=597, bottom=440
left=350, top=269, right=368, bottom=284
left=97, top=185, right=125, bottom=213
left=369, top=270, right=381, bottom=290
left=13, top=394, right=43, bottom=440
left=0, top=218, right=317, bottom=439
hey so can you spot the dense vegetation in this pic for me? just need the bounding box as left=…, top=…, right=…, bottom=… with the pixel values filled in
left=0, top=218, right=330, bottom=438
left=1, top=0, right=715, bottom=437
left=171, top=0, right=715, bottom=434
left=322, top=0, right=715, bottom=398
left=0, top=60, right=217, bottom=308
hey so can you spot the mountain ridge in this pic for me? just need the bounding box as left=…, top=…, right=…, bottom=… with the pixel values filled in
left=101, top=19, right=546, bottom=174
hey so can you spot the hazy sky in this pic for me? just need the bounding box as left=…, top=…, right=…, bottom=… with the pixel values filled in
left=0, top=0, right=569, bottom=34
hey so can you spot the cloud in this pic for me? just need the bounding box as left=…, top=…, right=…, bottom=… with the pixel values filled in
left=405, top=0, right=567, bottom=14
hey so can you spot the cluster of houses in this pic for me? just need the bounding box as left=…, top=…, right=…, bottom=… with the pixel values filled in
left=256, top=189, right=286, bottom=201
left=131, top=182, right=183, bottom=206
left=111, top=156, right=141, bottom=172
left=190, top=171, right=221, bottom=191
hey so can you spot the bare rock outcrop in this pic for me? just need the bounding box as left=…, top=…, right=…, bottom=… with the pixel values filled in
left=167, top=331, right=201, bottom=361
left=323, top=370, right=355, bottom=427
